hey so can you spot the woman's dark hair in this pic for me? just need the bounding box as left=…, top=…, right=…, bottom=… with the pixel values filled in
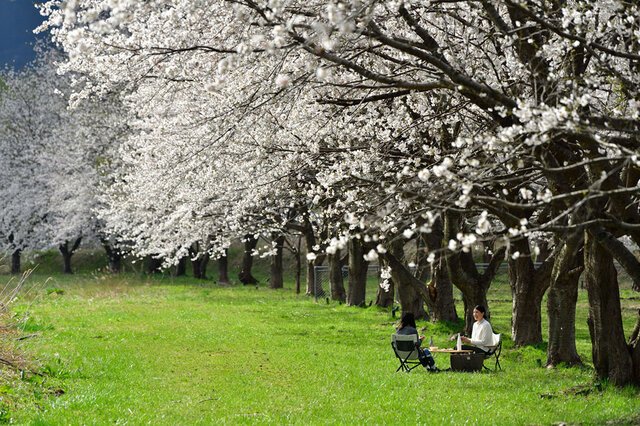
left=474, top=305, right=486, bottom=315
left=400, top=312, right=417, bottom=329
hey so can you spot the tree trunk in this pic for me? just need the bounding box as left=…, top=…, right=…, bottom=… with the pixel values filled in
left=191, top=257, right=202, bottom=279
left=191, top=254, right=209, bottom=279
left=584, top=231, right=633, bottom=386
left=239, top=235, right=258, bottom=285
left=376, top=254, right=395, bottom=308
left=379, top=242, right=433, bottom=320
left=189, top=241, right=209, bottom=279
left=175, top=257, right=187, bottom=277
left=218, top=249, right=230, bottom=285
left=387, top=239, right=427, bottom=318
left=629, top=311, right=640, bottom=384
left=11, top=249, right=20, bottom=275
left=429, top=259, right=458, bottom=322
left=509, top=256, right=543, bottom=346
left=415, top=234, right=431, bottom=283
left=145, top=256, right=163, bottom=274
left=347, top=238, right=368, bottom=306
left=108, top=252, right=122, bottom=274
left=546, top=233, right=583, bottom=367
left=102, top=240, right=122, bottom=274
left=509, top=238, right=553, bottom=346
left=58, top=237, right=82, bottom=274
left=592, top=226, right=640, bottom=291
left=199, top=252, right=209, bottom=279
left=375, top=282, right=394, bottom=308
left=61, top=250, right=73, bottom=274
left=445, top=211, right=504, bottom=334
left=295, top=236, right=301, bottom=294
left=306, top=258, right=319, bottom=296
left=270, top=235, right=285, bottom=289
left=422, top=218, right=458, bottom=322
left=329, top=249, right=346, bottom=302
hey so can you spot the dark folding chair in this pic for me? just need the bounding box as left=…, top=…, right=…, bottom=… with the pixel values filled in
left=391, top=334, right=422, bottom=372
left=483, top=333, right=502, bottom=371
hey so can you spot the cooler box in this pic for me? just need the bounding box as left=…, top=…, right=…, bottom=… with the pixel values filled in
left=450, top=352, right=484, bottom=372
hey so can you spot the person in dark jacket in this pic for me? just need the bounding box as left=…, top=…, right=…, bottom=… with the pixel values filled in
left=396, top=312, right=436, bottom=371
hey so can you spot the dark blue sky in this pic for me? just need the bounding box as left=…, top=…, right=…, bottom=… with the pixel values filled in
left=0, top=0, right=46, bottom=68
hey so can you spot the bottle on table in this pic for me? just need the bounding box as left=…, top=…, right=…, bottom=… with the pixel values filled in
left=456, top=333, right=462, bottom=351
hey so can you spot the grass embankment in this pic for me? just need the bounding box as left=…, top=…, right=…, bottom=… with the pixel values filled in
left=0, top=271, right=637, bottom=425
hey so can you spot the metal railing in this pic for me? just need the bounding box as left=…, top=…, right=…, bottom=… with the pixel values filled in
left=313, top=261, right=545, bottom=301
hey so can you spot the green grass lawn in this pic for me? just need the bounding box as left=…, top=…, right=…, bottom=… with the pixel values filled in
left=1, top=272, right=639, bottom=425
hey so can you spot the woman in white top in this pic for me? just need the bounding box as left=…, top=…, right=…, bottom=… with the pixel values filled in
left=460, top=305, right=494, bottom=354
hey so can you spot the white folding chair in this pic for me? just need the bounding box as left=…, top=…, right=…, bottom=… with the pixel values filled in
left=483, top=333, right=502, bottom=371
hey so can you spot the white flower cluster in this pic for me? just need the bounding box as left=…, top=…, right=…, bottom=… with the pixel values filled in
left=379, top=265, right=392, bottom=292
left=16, top=0, right=637, bottom=268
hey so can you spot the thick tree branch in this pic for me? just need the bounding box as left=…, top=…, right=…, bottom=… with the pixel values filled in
left=591, top=226, right=640, bottom=291
left=316, top=89, right=411, bottom=106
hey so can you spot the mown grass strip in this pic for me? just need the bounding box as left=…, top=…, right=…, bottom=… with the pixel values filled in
left=0, top=273, right=638, bottom=425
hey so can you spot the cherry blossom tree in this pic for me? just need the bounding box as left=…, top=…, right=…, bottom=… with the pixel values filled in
left=0, top=52, right=64, bottom=270
left=40, top=0, right=640, bottom=384
left=0, top=48, right=128, bottom=273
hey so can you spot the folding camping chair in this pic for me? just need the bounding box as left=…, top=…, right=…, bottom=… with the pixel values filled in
left=391, top=334, right=422, bottom=372
left=483, top=333, right=502, bottom=371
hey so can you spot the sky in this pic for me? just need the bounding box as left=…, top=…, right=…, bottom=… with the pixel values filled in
left=0, top=0, right=46, bottom=68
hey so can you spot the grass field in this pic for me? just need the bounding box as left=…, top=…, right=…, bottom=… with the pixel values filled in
left=0, top=267, right=639, bottom=424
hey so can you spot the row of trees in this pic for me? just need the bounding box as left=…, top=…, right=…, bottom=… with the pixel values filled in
left=0, top=0, right=638, bottom=385
left=0, top=47, right=128, bottom=274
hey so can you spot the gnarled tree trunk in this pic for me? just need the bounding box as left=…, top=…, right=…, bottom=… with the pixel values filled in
left=239, top=235, right=258, bottom=285
left=390, top=239, right=426, bottom=318
left=421, top=218, right=458, bottom=322
left=347, top=237, right=368, bottom=306
left=294, top=236, right=302, bottom=294
left=629, top=311, right=640, bottom=384
left=101, top=239, right=122, bottom=274
left=375, top=281, right=394, bottom=307
left=415, top=233, right=431, bottom=283
left=11, top=249, right=20, bottom=275
left=59, top=237, right=82, bottom=274
left=174, top=257, right=186, bottom=277
left=584, top=231, right=633, bottom=386
left=305, top=257, right=322, bottom=296
left=269, top=235, right=285, bottom=289
left=509, top=238, right=553, bottom=346
left=191, top=254, right=209, bottom=279
left=375, top=258, right=395, bottom=309
left=145, top=255, right=163, bottom=274
left=380, top=241, right=431, bottom=320
left=329, top=249, right=346, bottom=302
left=445, top=211, right=504, bottom=334
left=428, top=260, right=458, bottom=322
left=189, top=241, right=209, bottom=279
left=218, top=248, right=230, bottom=285
left=376, top=238, right=397, bottom=309
left=546, top=233, right=583, bottom=367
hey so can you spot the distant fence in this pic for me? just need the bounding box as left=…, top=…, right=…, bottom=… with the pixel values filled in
left=312, top=260, right=636, bottom=308
left=312, top=260, right=636, bottom=303
left=475, top=262, right=543, bottom=272
left=313, top=265, right=387, bottom=301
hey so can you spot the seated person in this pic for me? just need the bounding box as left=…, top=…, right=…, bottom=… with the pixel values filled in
left=396, top=312, right=437, bottom=371
left=458, top=305, right=494, bottom=354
